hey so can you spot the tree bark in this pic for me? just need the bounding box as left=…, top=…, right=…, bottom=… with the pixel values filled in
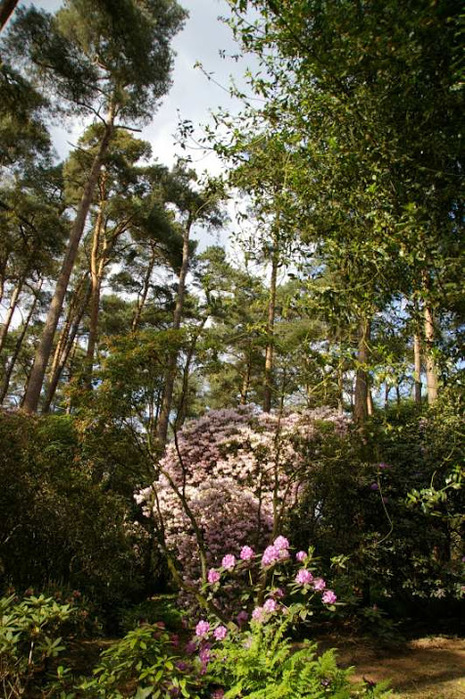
left=424, top=304, right=438, bottom=404
left=156, top=216, right=192, bottom=446
left=0, top=0, right=19, bottom=31
left=22, top=105, right=115, bottom=413
left=0, top=277, right=23, bottom=353
left=132, top=244, right=158, bottom=331
left=263, top=247, right=278, bottom=413
left=354, top=316, right=370, bottom=425
left=240, top=352, right=251, bottom=405
left=42, top=279, right=92, bottom=412
left=83, top=174, right=108, bottom=389
left=0, top=279, right=42, bottom=403
left=413, top=332, right=422, bottom=406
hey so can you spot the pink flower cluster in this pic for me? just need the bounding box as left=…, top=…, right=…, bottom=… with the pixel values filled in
left=261, top=535, right=291, bottom=567
left=294, top=569, right=337, bottom=604
left=135, top=406, right=349, bottom=611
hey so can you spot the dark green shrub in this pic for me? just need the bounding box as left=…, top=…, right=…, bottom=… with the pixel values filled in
left=0, top=592, right=77, bottom=698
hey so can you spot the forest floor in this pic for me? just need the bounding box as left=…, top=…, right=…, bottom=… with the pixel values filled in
left=73, top=633, right=465, bottom=697
left=322, top=634, right=465, bottom=698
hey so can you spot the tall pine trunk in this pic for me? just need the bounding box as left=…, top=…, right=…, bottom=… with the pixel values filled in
left=263, top=247, right=278, bottom=413
left=413, top=331, right=422, bottom=405
left=424, top=304, right=438, bottom=404
left=0, top=279, right=42, bottom=403
left=157, top=215, right=192, bottom=446
left=354, top=316, right=371, bottom=426
left=132, top=244, right=158, bottom=331
left=84, top=176, right=107, bottom=390
left=42, top=279, right=92, bottom=412
left=0, top=276, right=23, bottom=353
left=0, top=0, right=19, bottom=31
left=22, top=105, right=115, bottom=413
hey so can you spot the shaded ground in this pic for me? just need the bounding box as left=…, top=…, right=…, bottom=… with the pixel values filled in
left=68, top=634, right=465, bottom=697
left=325, top=635, right=465, bottom=698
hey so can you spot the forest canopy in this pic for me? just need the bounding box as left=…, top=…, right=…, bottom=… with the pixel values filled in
left=0, top=0, right=464, bottom=696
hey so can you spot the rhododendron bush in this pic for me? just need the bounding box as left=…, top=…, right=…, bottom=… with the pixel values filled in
left=136, top=406, right=349, bottom=604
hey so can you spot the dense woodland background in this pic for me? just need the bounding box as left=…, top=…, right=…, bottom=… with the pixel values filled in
left=0, top=1, right=464, bottom=692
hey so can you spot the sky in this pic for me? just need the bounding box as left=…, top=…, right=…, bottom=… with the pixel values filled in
left=42, top=0, right=256, bottom=171
left=30, top=0, right=259, bottom=251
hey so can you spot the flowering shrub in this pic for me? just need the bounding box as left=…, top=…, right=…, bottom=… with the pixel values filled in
left=136, top=406, right=349, bottom=606
left=183, top=538, right=390, bottom=697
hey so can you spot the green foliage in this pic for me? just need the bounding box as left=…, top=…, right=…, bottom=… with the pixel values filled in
left=289, top=396, right=465, bottom=624
left=0, top=591, right=77, bottom=698
left=0, top=411, right=155, bottom=616
left=208, top=613, right=391, bottom=698
left=79, top=623, right=201, bottom=698
left=118, top=597, right=182, bottom=635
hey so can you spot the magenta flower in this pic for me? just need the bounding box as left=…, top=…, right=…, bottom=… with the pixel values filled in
left=322, top=590, right=337, bottom=604
left=237, top=610, right=248, bottom=625
left=295, top=568, right=313, bottom=585
left=195, top=620, right=210, bottom=637
left=240, top=545, right=255, bottom=560
left=263, top=598, right=278, bottom=613
left=313, top=577, right=326, bottom=591
left=296, top=550, right=307, bottom=562
left=185, top=640, right=197, bottom=655
left=261, top=545, right=279, bottom=567
left=370, top=483, right=379, bottom=491
left=273, top=535, right=290, bottom=551
left=214, top=625, right=228, bottom=641
left=211, top=690, right=225, bottom=699
left=252, top=606, right=265, bottom=623
left=272, top=587, right=284, bottom=599
left=208, top=568, right=220, bottom=584
left=221, top=554, right=236, bottom=571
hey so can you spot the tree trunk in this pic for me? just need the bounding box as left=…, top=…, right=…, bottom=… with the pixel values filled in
left=0, top=280, right=42, bottom=403
left=413, top=332, right=422, bottom=406
left=157, top=216, right=192, bottom=446
left=263, top=248, right=278, bottom=413
left=424, top=304, right=438, bottom=404
left=132, top=244, right=158, bottom=331
left=354, top=316, right=370, bottom=425
left=42, top=280, right=92, bottom=412
left=240, top=352, right=251, bottom=405
left=0, top=277, right=23, bottom=353
left=22, top=106, right=115, bottom=413
left=367, top=389, right=374, bottom=416
left=0, top=0, right=19, bottom=31
left=47, top=273, right=89, bottom=383
left=84, top=175, right=108, bottom=389
left=0, top=252, right=10, bottom=305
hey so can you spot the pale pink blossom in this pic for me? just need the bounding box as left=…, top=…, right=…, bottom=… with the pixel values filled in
left=322, top=590, right=337, bottom=604
left=240, top=545, right=255, bottom=560
left=273, top=535, right=290, bottom=551
left=221, top=554, right=236, bottom=570
left=261, top=545, right=279, bottom=567
left=214, top=625, right=228, bottom=641
left=195, top=620, right=210, bottom=637
left=263, top=598, right=278, bottom=613
left=313, top=577, right=326, bottom=591
left=296, top=551, right=307, bottom=562
left=208, top=568, right=220, bottom=584
left=295, top=569, right=314, bottom=585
